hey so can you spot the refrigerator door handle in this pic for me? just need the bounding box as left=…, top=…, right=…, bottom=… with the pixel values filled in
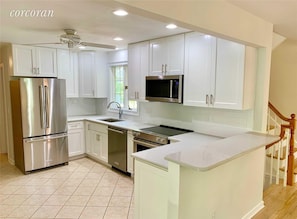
left=24, top=133, right=68, bottom=143
left=39, top=85, right=46, bottom=129
left=44, top=85, right=50, bottom=128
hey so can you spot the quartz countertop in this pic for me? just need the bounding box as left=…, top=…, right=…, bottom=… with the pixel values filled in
left=68, top=115, right=154, bottom=131
left=132, top=131, right=279, bottom=171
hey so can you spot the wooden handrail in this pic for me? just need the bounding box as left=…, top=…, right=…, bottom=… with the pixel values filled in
left=267, top=102, right=296, bottom=185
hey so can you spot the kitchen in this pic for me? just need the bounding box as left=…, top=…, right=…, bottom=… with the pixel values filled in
left=0, top=0, right=296, bottom=218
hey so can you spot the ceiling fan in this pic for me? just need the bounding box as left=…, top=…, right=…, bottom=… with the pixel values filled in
left=60, top=29, right=115, bottom=49
left=32, top=29, right=116, bottom=50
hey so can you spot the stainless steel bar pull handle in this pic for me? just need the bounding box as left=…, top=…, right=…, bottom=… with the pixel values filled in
left=170, top=80, right=173, bottom=98
left=206, top=94, right=209, bottom=104
left=165, top=64, right=167, bottom=74
left=210, top=94, right=214, bottom=105
left=39, top=85, right=46, bottom=129
left=45, top=86, right=50, bottom=128
left=161, top=64, right=164, bottom=73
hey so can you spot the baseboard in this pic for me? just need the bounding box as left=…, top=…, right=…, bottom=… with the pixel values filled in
left=8, top=157, right=15, bottom=165
left=241, top=201, right=264, bottom=219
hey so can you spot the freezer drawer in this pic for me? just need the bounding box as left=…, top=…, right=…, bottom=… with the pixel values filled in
left=23, top=133, right=68, bottom=172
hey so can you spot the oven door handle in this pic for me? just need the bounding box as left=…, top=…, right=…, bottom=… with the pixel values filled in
left=134, top=139, right=162, bottom=148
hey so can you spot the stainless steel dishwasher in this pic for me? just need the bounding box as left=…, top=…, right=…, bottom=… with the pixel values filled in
left=108, top=126, right=127, bottom=173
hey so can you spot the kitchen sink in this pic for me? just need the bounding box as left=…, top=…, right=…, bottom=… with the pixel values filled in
left=98, top=118, right=122, bottom=123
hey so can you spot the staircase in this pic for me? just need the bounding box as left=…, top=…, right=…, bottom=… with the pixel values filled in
left=266, top=102, right=296, bottom=186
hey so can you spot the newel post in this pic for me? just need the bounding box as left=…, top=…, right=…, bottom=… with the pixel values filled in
left=287, top=114, right=296, bottom=186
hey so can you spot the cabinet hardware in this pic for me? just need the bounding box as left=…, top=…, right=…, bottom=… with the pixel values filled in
left=164, top=64, right=167, bottom=74
left=210, top=94, right=214, bottom=105
left=162, top=64, right=164, bottom=73
left=206, top=94, right=209, bottom=104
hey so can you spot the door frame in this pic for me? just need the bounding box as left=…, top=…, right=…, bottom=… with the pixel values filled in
left=0, top=63, right=13, bottom=163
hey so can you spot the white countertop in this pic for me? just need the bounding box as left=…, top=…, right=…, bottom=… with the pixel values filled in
left=69, top=115, right=279, bottom=172
left=132, top=132, right=222, bottom=170
left=132, top=132, right=279, bottom=171
left=68, top=115, right=154, bottom=131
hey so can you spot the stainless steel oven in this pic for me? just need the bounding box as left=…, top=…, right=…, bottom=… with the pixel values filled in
left=133, top=125, right=193, bottom=152
left=133, top=132, right=168, bottom=152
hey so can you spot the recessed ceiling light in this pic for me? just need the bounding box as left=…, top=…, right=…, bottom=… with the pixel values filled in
left=113, top=9, right=128, bottom=16
left=166, top=24, right=177, bottom=29
left=113, top=37, right=123, bottom=41
left=78, top=45, right=86, bottom=49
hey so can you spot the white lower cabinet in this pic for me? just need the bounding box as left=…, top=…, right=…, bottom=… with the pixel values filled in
left=127, top=130, right=134, bottom=174
left=134, top=159, right=168, bottom=219
left=68, top=121, right=85, bottom=157
left=85, top=121, right=108, bottom=163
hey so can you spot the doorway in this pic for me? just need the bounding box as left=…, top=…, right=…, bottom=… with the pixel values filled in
left=0, top=63, right=8, bottom=154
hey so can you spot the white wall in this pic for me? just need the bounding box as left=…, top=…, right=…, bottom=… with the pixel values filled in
left=269, top=39, right=297, bottom=119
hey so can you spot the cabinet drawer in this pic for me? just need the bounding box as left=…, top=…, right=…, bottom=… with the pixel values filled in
left=86, top=122, right=108, bottom=134
left=68, top=121, right=84, bottom=130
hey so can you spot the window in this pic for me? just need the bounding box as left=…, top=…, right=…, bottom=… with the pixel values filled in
left=109, top=63, right=137, bottom=112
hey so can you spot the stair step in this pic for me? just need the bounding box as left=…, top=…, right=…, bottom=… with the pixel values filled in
left=279, top=158, right=297, bottom=174
left=266, top=147, right=297, bottom=160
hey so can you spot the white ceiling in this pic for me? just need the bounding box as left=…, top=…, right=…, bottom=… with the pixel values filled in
left=0, top=0, right=296, bottom=50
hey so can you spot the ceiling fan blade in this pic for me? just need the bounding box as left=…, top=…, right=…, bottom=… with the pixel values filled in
left=24, top=42, right=63, bottom=45
left=80, top=42, right=116, bottom=50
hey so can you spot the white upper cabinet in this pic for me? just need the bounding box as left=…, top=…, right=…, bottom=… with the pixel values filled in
left=78, top=51, right=108, bottom=98
left=184, top=32, right=216, bottom=107
left=184, top=32, right=256, bottom=110
left=79, top=51, right=96, bottom=97
left=12, top=44, right=57, bottom=77
left=128, top=41, right=149, bottom=101
left=149, top=34, right=184, bottom=76
left=57, top=49, right=79, bottom=97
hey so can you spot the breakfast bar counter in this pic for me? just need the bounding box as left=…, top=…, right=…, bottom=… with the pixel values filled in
left=132, top=131, right=279, bottom=219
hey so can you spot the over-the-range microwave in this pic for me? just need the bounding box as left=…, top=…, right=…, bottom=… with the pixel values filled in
left=145, top=75, right=183, bottom=103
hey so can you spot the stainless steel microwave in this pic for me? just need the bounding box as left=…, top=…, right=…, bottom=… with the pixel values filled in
left=145, top=75, right=183, bottom=103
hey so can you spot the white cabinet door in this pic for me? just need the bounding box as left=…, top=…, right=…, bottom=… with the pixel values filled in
left=68, top=121, right=85, bottom=157
left=94, top=52, right=108, bottom=98
left=134, top=160, right=168, bottom=219
left=57, top=49, right=79, bottom=97
left=166, top=34, right=184, bottom=75
left=79, top=52, right=96, bottom=97
left=12, top=45, right=57, bottom=77
left=35, top=47, right=57, bottom=77
left=214, top=39, right=245, bottom=109
left=12, top=45, right=35, bottom=76
left=184, top=33, right=256, bottom=110
left=85, top=122, right=108, bottom=163
left=184, top=32, right=216, bottom=107
left=99, top=133, right=108, bottom=163
left=78, top=51, right=108, bottom=98
left=128, top=41, right=149, bottom=101
left=127, top=130, right=134, bottom=174
left=149, top=34, right=184, bottom=76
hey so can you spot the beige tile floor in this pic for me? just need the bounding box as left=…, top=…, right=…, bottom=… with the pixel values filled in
left=0, top=154, right=134, bottom=219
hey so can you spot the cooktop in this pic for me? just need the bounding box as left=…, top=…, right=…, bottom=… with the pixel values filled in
left=140, top=125, right=193, bottom=137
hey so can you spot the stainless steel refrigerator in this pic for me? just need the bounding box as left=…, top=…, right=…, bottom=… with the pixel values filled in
left=10, top=78, right=68, bottom=173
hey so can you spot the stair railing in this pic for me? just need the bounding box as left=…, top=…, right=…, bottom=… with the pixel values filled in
left=267, top=102, right=296, bottom=186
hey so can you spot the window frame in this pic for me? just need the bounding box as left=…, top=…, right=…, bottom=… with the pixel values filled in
left=108, top=62, right=138, bottom=115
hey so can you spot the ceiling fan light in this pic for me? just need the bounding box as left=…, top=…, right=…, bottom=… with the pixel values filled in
left=113, top=9, right=128, bottom=16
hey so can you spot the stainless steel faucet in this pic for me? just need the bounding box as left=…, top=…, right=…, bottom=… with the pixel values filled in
left=107, top=101, right=123, bottom=119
